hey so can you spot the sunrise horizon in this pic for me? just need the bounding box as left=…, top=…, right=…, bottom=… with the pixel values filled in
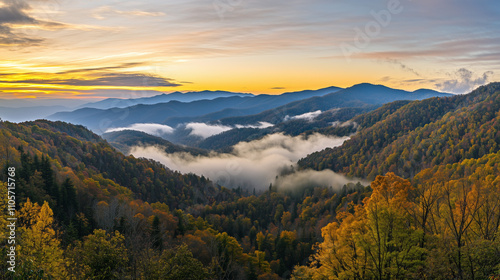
left=0, top=0, right=498, bottom=100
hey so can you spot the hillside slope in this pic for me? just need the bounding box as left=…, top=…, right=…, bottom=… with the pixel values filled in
left=299, top=82, right=500, bottom=179
left=0, top=119, right=368, bottom=279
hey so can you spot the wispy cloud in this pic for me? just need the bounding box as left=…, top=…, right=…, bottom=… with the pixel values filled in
left=384, top=59, right=420, bottom=77
left=186, top=122, right=232, bottom=138
left=235, top=122, right=274, bottom=129
left=92, top=6, right=165, bottom=20
left=105, top=123, right=174, bottom=136
left=0, top=72, right=182, bottom=87
left=56, top=63, right=145, bottom=75
left=285, top=110, right=322, bottom=122
left=381, top=68, right=493, bottom=94
left=274, top=169, right=365, bottom=191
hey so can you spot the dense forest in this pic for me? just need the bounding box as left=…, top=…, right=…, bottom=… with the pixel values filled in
left=293, top=83, right=500, bottom=279
left=299, top=83, right=500, bottom=179
left=0, top=120, right=368, bottom=279
left=1, top=83, right=500, bottom=279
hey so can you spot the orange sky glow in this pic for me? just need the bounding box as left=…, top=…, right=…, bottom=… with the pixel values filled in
left=0, top=0, right=499, bottom=100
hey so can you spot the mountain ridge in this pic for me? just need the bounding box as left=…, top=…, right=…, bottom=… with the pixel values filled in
left=298, top=82, right=500, bottom=179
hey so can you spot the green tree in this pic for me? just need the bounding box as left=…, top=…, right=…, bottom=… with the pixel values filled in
left=159, top=244, right=211, bottom=280
left=68, top=229, right=128, bottom=280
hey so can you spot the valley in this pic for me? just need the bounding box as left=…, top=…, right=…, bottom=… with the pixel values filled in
left=3, top=83, right=500, bottom=279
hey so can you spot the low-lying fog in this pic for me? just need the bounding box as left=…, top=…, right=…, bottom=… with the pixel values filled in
left=130, top=133, right=364, bottom=190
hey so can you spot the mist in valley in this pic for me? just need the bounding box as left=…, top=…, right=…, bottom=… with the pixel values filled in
left=129, top=133, right=364, bottom=191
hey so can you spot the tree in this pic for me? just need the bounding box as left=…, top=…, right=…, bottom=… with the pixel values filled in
left=294, top=173, right=426, bottom=280
left=68, top=229, right=128, bottom=280
left=361, top=173, right=425, bottom=280
left=212, top=232, right=246, bottom=280
left=150, top=215, right=163, bottom=251
left=18, top=200, right=68, bottom=279
left=159, top=244, right=212, bottom=280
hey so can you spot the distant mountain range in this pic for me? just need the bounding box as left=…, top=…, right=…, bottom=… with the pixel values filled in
left=0, top=105, right=70, bottom=123
left=48, top=86, right=344, bottom=133
left=45, top=84, right=452, bottom=148
left=217, top=84, right=451, bottom=126
left=78, top=90, right=255, bottom=109
left=0, top=98, right=88, bottom=122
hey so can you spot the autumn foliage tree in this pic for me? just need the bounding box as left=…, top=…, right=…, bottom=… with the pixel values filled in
left=293, top=173, right=426, bottom=280
left=17, top=199, right=68, bottom=279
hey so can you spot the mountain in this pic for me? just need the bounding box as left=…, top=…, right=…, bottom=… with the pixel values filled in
left=0, top=120, right=219, bottom=207
left=0, top=98, right=89, bottom=122
left=196, top=107, right=374, bottom=151
left=161, top=86, right=343, bottom=125
left=2, top=83, right=499, bottom=279
left=102, top=130, right=208, bottom=156
left=48, top=86, right=343, bottom=133
left=0, top=105, right=71, bottom=122
left=190, top=84, right=450, bottom=150
left=293, top=83, right=500, bottom=280
left=49, top=96, right=252, bottom=133
left=77, top=90, right=255, bottom=109
left=0, top=98, right=88, bottom=108
left=218, top=83, right=452, bottom=126
left=298, top=82, right=500, bottom=179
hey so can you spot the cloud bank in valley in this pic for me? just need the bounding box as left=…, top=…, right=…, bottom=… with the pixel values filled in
left=105, top=123, right=174, bottom=136
left=130, top=133, right=362, bottom=190
left=186, top=122, right=233, bottom=138
left=274, top=169, right=364, bottom=190
left=284, top=110, right=322, bottom=121
left=105, top=121, right=275, bottom=140
left=235, top=122, right=274, bottom=129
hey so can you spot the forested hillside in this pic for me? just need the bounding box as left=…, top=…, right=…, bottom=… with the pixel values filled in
left=0, top=120, right=368, bottom=279
left=299, top=83, right=500, bottom=179
left=1, top=83, right=499, bottom=279
left=291, top=83, right=500, bottom=279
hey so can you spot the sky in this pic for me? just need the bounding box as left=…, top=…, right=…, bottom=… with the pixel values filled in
left=0, top=0, right=499, bottom=100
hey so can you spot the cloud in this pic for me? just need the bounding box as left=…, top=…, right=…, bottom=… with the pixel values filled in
left=284, top=110, right=322, bottom=121
left=0, top=72, right=182, bottom=87
left=105, top=123, right=174, bottom=136
left=435, top=68, right=494, bottom=94
left=0, top=0, right=42, bottom=46
left=56, top=63, right=145, bottom=74
left=384, top=59, right=420, bottom=77
left=186, top=122, right=232, bottom=138
left=274, top=169, right=365, bottom=191
left=0, top=0, right=34, bottom=24
left=186, top=122, right=273, bottom=139
left=0, top=0, right=63, bottom=47
left=92, top=6, right=165, bottom=20
left=235, top=122, right=274, bottom=129
left=340, top=120, right=359, bottom=128
left=129, top=133, right=351, bottom=190
left=270, top=87, right=285, bottom=90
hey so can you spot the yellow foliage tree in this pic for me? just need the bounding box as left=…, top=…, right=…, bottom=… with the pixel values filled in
left=293, top=173, right=425, bottom=280
left=18, top=200, right=68, bottom=279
